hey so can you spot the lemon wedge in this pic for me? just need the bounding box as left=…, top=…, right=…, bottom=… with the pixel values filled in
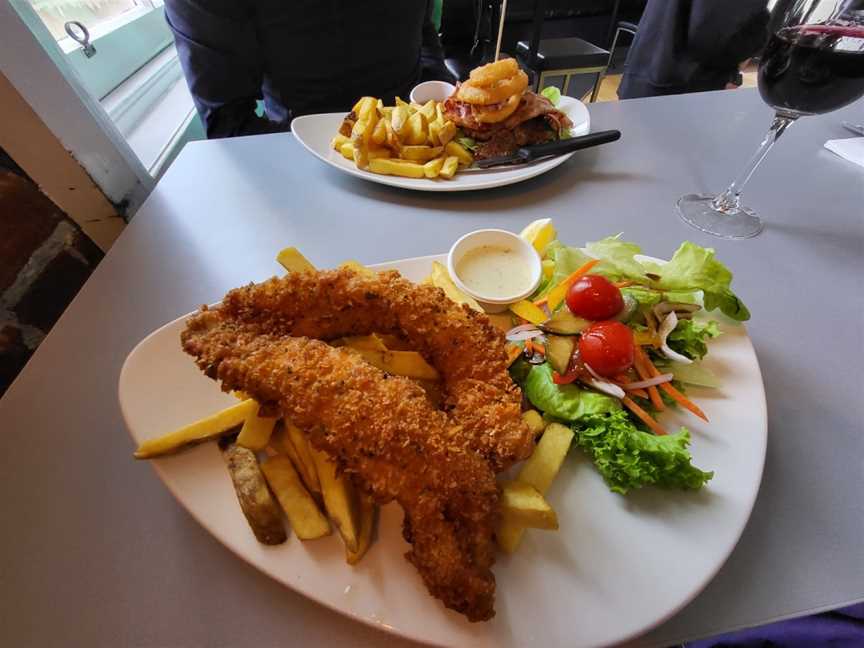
left=519, top=218, right=557, bottom=255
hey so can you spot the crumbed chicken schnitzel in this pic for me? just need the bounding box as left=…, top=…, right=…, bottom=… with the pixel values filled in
left=181, top=268, right=534, bottom=621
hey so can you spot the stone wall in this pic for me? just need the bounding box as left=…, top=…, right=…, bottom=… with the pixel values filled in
left=0, top=145, right=103, bottom=396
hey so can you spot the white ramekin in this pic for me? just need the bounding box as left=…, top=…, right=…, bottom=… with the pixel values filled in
left=447, top=229, right=542, bottom=313
left=409, top=80, right=456, bottom=105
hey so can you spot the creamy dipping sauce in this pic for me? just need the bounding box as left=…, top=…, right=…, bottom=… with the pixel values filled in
left=455, top=245, right=533, bottom=299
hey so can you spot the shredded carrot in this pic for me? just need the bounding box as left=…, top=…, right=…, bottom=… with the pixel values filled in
left=534, top=259, right=600, bottom=307
left=532, top=342, right=545, bottom=356
left=638, top=347, right=709, bottom=422
left=627, top=387, right=650, bottom=399
left=633, top=346, right=665, bottom=411
left=524, top=339, right=533, bottom=355
left=659, top=381, right=708, bottom=422
left=613, top=280, right=635, bottom=288
left=622, top=396, right=668, bottom=435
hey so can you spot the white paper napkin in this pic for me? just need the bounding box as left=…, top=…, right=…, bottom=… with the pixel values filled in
left=824, top=136, right=864, bottom=169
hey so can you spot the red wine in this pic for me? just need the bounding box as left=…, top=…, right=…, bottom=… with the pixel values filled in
left=758, top=25, right=864, bottom=115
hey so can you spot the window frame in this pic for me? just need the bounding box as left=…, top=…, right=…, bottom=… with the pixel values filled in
left=57, top=4, right=173, bottom=100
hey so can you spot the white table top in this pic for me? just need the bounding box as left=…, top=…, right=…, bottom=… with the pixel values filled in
left=1, top=88, right=862, bottom=647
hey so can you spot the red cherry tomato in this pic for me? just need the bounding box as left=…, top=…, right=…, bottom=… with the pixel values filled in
left=578, top=321, right=634, bottom=377
left=566, top=275, right=624, bottom=320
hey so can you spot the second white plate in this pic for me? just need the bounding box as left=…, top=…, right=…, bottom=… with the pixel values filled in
left=292, top=96, right=590, bottom=192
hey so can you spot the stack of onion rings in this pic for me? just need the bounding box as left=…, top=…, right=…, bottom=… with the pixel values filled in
left=456, top=58, right=528, bottom=124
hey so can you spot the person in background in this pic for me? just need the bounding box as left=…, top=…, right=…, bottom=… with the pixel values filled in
left=618, top=0, right=770, bottom=99
left=164, top=0, right=453, bottom=138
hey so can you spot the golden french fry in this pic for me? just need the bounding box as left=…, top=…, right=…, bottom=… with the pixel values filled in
left=522, top=409, right=546, bottom=436
left=354, top=96, right=377, bottom=122
left=395, top=96, right=411, bottom=110
left=391, top=105, right=410, bottom=136
left=439, top=155, right=459, bottom=179
left=427, top=120, right=442, bottom=146
left=331, top=133, right=349, bottom=150
left=346, top=494, right=378, bottom=564
left=222, top=442, right=287, bottom=545
left=518, top=423, right=574, bottom=493
left=418, top=99, right=437, bottom=121
left=277, top=247, right=316, bottom=273
left=367, top=146, right=392, bottom=160
left=261, top=456, right=331, bottom=540
left=379, top=105, right=393, bottom=119
left=339, top=260, right=375, bottom=276
left=435, top=102, right=445, bottom=122
left=309, top=447, right=360, bottom=552
left=374, top=333, right=413, bottom=351
left=339, top=142, right=355, bottom=160
left=134, top=399, right=258, bottom=459
left=437, top=120, right=457, bottom=145
left=352, top=96, right=375, bottom=115
left=371, top=118, right=387, bottom=146
left=400, top=145, right=443, bottom=162
left=347, top=348, right=439, bottom=380
left=445, top=141, right=474, bottom=166
left=383, top=118, right=400, bottom=152
left=284, top=422, right=321, bottom=494
left=428, top=260, right=482, bottom=311
left=237, top=410, right=278, bottom=451
left=498, top=422, right=574, bottom=553
left=368, top=158, right=425, bottom=178
left=404, top=112, right=428, bottom=145
left=338, top=334, right=388, bottom=351
left=270, top=423, right=319, bottom=495
left=269, top=424, right=307, bottom=478
left=500, top=480, right=559, bottom=530
left=487, top=311, right=515, bottom=332
left=423, top=156, right=444, bottom=178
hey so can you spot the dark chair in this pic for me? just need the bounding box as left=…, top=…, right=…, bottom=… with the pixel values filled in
left=594, top=20, right=638, bottom=95
left=515, top=37, right=609, bottom=99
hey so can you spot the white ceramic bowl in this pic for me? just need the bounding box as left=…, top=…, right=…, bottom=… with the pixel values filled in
left=409, top=80, right=455, bottom=105
left=447, top=229, right=542, bottom=313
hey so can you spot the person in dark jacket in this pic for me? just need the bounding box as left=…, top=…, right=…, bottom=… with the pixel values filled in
left=164, top=0, right=453, bottom=138
left=619, top=0, right=770, bottom=99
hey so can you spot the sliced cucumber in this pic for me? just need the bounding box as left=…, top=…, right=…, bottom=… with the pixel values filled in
left=539, top=309, right=592, bottom=335
left=545, top=335, right=575, bottom=374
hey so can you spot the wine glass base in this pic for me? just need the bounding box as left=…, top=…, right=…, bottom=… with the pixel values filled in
left=676, top=194, right=764, bottom=239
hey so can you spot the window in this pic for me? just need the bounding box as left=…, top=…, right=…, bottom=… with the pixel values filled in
left=13, top=0, right=204, bottom=178
left=25, top=0, right=172, bottom=99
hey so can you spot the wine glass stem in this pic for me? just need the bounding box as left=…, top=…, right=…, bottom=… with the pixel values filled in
left=712, top=112, right=797, bottom=214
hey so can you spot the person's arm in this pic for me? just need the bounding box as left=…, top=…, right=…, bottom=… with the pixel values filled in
left=164, top=0, right=286, bottom=138
left=687, top=0, right=770, bottom=70
left=420, top=0, right=456, bottom=83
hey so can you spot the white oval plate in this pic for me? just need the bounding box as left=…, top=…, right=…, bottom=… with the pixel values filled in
left=291, top=96, right=590, bottom=192
left=119, top=253, right=767, bottom=648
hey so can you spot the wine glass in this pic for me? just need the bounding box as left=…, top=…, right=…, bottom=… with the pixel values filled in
left=677, top=0, right=864, bottom=239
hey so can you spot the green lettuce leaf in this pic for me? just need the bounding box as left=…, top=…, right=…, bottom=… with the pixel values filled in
left=584, top=235, right=646, bottom=279
left=573, top=411, right=713, bottom=494
left=523, top=363, right=620, bottom=421
left=667, top=319, right=721, bottom=361
left=455, top=136, right=477, bottom=152
left=540, top=86, right=561, bottom=106
left=644, top=242, right=750, bottom=321
left=544, top=238, right=749, bottom=321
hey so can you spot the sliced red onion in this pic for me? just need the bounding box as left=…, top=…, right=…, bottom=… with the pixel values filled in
left=658, top=311, right=693, bottom=365
left=506, top=323, right=540, bottom=335
left=583, top=363, right=625, bottom=399
left=623, top=373, right=674, bottom=390
left=505, top=324, right=543, bottom=342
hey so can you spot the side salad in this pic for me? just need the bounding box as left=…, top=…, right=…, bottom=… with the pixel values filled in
left=506, top=219, right=750, bottom=494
